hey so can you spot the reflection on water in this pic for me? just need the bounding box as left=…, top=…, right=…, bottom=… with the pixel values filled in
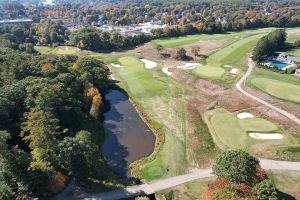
left=101, top=89, right=155, bottom=177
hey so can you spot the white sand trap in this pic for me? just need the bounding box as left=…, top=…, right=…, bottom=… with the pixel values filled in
left=111, top=63, right=121, bottom=68
left=249, top=133, right=283, bottom=140
left=237, top=112, right=254, bottom=119
left=162, top=67, right=172, bottom=76
left=65, top=47, right=69, bottom=50
left=177, top=63, right=201, bottom=70
left=230, top=68, right=239, bottom=75
left=140, top=59, right=157, bottom=69
left=198, top=40, right=203, bottom=43
left=224, top=65, right=232, bottom=68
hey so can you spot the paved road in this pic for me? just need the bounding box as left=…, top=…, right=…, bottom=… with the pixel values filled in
left=83, top=159, right=300, bottom=200
left=84, top=169, right=213, bottom=200
left=235, top=58, right=300, bottom=125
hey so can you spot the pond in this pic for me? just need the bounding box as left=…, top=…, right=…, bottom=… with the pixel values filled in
left=101, top=89, right=155, bottom=177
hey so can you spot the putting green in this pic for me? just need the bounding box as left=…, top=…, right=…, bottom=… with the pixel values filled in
left=210, top=110, right=279, bottom=149
left=192, top=65, right=225, bottom=79
left=250, top=78, right=300, bottom=104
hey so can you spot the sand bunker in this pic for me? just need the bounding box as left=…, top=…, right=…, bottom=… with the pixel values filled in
left=249, top=133, right=283, bottom=140
left=162, top=67, right=172, bottom=76
left=224, top=65, right=232, bottom=68
left=237, top=112, right=254, bottom=119
left=230, top=68, right=239, bottom=75
left=177, top=63, right=201, bottom=70
left=140, top=59, right=157, bottom=69
left=199, top=40, right=203, bottom=43
left=111, top=63, right=121, bottom=68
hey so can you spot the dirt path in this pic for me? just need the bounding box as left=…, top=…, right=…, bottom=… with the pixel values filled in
left=236, top=58, right=300, bottom=125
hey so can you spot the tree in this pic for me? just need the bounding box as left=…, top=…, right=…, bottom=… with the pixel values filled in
left=175, top=48, right=187, bottom=60
left=78, top=39, right=85, bottom=50
left=252, top=180, right=278, bottom=200
left=212, top=150, right=259, bottom=184
left=57, top=131, right=103, bottom=183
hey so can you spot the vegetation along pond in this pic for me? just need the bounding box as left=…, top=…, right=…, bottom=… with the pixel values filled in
left=101, top=89, right=155, bottom=177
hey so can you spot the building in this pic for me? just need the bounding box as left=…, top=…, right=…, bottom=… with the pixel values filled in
left=41, top=0, right=56, bottom=6
left=0, top=19, right=33, bottom=26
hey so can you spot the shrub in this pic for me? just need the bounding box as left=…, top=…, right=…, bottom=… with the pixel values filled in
left=212, top=150, right=259, bottom=185
left=294, top=39, right=300, bottom=47
left=252, top=180, right=278, bottom=200
left=175, top=48, right=187, bottom=60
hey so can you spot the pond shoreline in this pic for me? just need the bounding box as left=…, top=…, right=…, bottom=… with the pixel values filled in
left=105, top=85, right=165, bottom=180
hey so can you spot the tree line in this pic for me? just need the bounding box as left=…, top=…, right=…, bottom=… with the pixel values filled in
left=0, top=48, right=112, bottom=199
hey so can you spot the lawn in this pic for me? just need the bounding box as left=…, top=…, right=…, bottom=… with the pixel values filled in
left=247, top=67, right=300, bottom=105
left=207, top=109, right=295, bottom=156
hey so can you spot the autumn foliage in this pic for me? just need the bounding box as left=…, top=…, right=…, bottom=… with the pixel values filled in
left=86, top=84, right=102, bottom=118
left=42, top=63, right=54, bottom=71
left=49, top=171, right=68, bottom=193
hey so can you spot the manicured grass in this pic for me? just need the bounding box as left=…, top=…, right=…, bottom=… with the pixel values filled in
left=118, top=56, right=166, bottom=98
left=207, top=109, right=293, bottom=151
left=35, top=46, right=79, bottom=55
left=192, top=32, right=268, bottom=82
left=151, top=34, right=228, bottom=48
left=250, top=77, right=300, bottom=104
left=151, top=28, right=272, bottom=48
left=192, top=65, right=225, bottom=79
left=247, top=67, right=300, bottom=105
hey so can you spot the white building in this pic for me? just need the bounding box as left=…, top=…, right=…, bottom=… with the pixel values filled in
left=42, top=0, right=56, bottom=6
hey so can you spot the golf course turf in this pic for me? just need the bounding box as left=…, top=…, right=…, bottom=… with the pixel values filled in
left=208, top=109, right=293, bottom=151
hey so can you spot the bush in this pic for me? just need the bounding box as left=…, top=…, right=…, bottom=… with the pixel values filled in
left=294, top=39, right=300, bottom=47
left=252, top=180, right=278, bottom=200
left=175, top=48, right=187, bottom=60
left=212, top=150, right=259, bottom=184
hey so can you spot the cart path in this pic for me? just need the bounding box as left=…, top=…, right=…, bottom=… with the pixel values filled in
left=79, top=159, right=300, bottom=200
left=235, top=57, right=300, bottom=125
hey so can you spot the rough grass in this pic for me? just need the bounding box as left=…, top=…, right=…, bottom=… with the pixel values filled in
left=268, top=170, right=300, bottom=199
left=247, top=67, right=300, bottom=105
left=207, top=109, right=289, bottom=150
left=157, top=177, right=215, bottom=200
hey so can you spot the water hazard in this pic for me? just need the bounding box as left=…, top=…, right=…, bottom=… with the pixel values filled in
left=101, top=89, right=155, bottom=177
